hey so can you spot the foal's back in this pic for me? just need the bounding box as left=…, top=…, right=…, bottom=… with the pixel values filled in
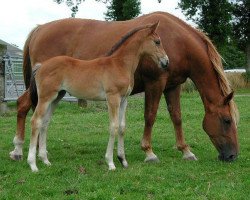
left=36, top=55, right=129, bottom=101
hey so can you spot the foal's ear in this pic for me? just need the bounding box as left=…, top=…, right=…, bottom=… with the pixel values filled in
left=224, top=91, right=234, bottom=105
left=150, top=21, right=160, bottom=33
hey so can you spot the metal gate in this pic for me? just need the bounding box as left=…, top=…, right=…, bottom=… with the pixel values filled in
left=3, top=54, right=25, bottom=101
left=3, top=54, right=76, bottom=101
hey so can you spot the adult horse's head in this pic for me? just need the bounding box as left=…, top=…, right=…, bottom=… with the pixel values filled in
left=187, top=32, right=240, bottom=162
left=203, top=91, right=239, bottom=162
left=139, top=21, right=169, bottom=70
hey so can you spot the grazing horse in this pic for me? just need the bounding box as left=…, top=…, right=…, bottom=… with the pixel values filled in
left=10, top=12, right=239, bottom=163
left=27, top=22, right=169, bottom=172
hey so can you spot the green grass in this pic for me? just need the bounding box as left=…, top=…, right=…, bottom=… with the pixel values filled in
left=0, top=91, right=249, bottom=199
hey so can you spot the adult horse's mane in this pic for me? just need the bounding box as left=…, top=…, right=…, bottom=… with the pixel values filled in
left=159, top=12, right=239, bottom=124
left=105, top=24, right=152, bottom=56
left=195, top=30, right=239, bottom=124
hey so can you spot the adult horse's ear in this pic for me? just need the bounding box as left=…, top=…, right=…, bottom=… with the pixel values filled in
left=224, top=91, right=234, bottom=105
left=150, top=21, right=160, bottom=33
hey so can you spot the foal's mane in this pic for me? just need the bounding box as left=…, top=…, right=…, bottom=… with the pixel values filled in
left=105, top=25, right=151, bottom=56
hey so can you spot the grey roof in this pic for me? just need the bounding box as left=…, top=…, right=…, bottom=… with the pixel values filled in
left=0, top=39, right=23, bottom=58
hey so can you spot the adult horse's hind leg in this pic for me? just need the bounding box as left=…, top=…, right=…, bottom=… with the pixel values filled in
left=117, top=98, right=128, bottom=168
left=164, top=86, right=197, bottom=160
left=10, top=89, right=32, bottom=161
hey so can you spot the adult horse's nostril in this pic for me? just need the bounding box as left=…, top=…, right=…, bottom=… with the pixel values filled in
left=218, top=153, right=237, bottom=162
left=228, top=154, right=237, bottom=161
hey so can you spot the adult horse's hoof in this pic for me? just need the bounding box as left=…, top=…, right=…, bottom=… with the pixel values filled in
left=144, top=154, right=160, bottom=163
left=183, top=152, right=198, bottom=161
left=9, top=151, right=23, bottom=161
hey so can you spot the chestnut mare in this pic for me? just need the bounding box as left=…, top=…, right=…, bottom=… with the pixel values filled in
left=27, top=23, right=168, bottom=172
left=10, top=12, right=239, bottom=163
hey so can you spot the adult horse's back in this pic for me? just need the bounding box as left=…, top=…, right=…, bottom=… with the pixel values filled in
left=10, top=12, right=239, bottom=162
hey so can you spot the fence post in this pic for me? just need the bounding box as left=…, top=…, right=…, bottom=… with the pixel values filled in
left=0, top=44, right=8, bottom=114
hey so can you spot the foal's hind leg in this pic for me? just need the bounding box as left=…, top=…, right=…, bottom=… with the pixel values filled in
left=38, top=94, right=64, bottom=166
left=38, top=104, right=53, bottom=166
left=10, top=90, right=32, bottom=161
left=117, top=98, right=128, bottom=168
left=164, top=87, right=197, bottom=160
left=27, top=101, right=51, bottom=172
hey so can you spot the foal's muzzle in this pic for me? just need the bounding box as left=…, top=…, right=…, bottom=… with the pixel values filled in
left=159, top=56, right=169, bottom=69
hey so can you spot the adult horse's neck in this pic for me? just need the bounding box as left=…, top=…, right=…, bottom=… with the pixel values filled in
left=190, top=62, right=223, bottom=113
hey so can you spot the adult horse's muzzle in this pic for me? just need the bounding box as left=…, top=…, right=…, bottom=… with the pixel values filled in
left=159, top=56, right=169, bottom=69
left=218, top=152, right=238, bottom=162
left=218, top=144, right=238, bottom=162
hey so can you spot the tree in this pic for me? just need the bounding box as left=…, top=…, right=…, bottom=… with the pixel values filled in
left=231, top=0, right=250, bottom=71
left=54, top=0, right=108, bottom=17
left=178, top=0, right=248, bottom=70
left=178, top=0, right=233, bottom=48
left=105, top=0, right=141, bottom=21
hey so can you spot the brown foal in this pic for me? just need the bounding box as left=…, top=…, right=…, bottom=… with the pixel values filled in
left=27, top=22, right=169, bottom=172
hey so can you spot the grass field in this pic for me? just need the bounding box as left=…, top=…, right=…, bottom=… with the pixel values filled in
left=0, top=91, right=249, bottom=199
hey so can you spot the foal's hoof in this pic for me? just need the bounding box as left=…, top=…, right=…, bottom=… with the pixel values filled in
left=117, top=156, right=128, bottom=168
left=31, top=166, right=39, bottom=172
left=9, top=151, right=23, bottom=161
left=108, top=164, right=116, bottom=171
left=44, top=160, right=51, bottom=166
left=183, top=152, right=198, bottom=161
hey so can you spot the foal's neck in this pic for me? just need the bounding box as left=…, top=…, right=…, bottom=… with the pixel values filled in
left=111, top=37, right=144, bottom=74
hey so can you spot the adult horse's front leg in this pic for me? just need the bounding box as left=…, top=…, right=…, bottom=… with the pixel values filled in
left=164, top=86, right=197, bottom=160
left=10, top=89, right=32, bottom=161
left=141, top=79, right=165, bottom=163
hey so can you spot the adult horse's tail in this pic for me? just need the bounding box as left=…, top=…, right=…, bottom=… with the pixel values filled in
left=23, top=26, right=39, bottom=89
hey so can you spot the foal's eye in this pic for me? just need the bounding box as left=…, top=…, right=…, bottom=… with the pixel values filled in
left=154, top=39, right=161, bottom=46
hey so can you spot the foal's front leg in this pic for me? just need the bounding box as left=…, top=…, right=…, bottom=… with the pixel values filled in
left=105, top=94, right=120, bottom=170
left=117, top=98, right=128, bottom=168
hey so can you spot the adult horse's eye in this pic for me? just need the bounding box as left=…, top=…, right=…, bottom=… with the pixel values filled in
left=154, top=39, right=161, bottom=46
left=223, top=117, right=231, bottom=125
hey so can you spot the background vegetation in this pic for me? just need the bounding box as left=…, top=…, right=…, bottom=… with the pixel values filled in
left=1, top=90, right=249, bottom=199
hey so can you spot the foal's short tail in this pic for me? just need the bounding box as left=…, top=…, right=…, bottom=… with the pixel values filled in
left=29, top=63, right=41, bottom=108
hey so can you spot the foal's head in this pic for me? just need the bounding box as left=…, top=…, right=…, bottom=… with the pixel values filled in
left=139, top=22, right=169, bottom=70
